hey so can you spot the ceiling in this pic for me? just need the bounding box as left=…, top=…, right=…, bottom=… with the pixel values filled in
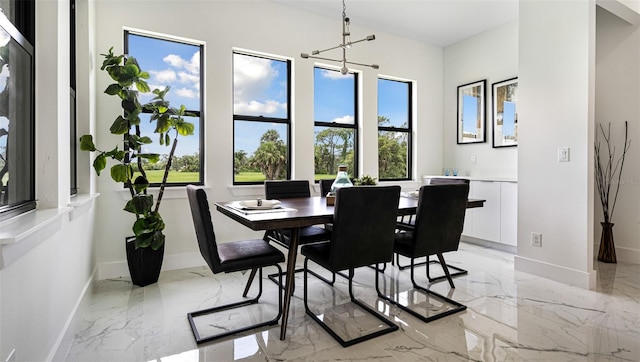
left=271, top=0, right=519, bottom=47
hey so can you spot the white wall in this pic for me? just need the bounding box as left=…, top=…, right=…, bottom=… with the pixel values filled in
left=91, top=0, right=443, bottom=276
left=594, top=6, right=640, bottom=263
left=0, top=1, right=98, bottom=361
left=516, top=0, right=597, bottom=289
left=443, top=20, right=519, bottom=178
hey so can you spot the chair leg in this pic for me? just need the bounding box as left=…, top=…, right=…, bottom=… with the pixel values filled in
left=426, top=257, right=468, bottom=283
left=188, top=265, right=283, bottom=344
left=242, top=268, right=258, bottom=297
left=376, top=257, right=466, bottom=323
left=303, top=260, right=398, bottom=347
left=395, top=253, right=428, bottom=270
left=436, top=253, right=455, bottom=288
left=268, top=268, right=336, bottom=291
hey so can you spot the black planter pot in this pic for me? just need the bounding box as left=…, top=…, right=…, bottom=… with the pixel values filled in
left=126, top=237, right=165, bottom=287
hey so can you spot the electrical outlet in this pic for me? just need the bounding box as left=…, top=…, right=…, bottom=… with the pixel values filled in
left=531, top=232, right=542, bottom=247
left=6, top=349, right=15, bottom=362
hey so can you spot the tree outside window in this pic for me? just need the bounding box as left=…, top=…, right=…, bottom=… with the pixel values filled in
left=378, top=78, right=412, bottom=180
left=233, top=52, right=290, bottom=184
left=125, top=31, right=204, bottom=185
left=314, top=67, right=357, bottom=180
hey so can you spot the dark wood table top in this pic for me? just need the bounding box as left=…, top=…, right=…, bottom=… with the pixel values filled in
left=214, top=195, right=485, bottom=231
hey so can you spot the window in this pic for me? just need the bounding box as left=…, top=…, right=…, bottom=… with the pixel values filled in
left=378, top=78, right=412, bottom=180
left=124, top=31, right=204, bottom=186
left=70, top=0, right=77, bottom=195
left=314, top=66, right=358, bottom=181
left=0, top=2, right=35, bottom=222
left=233, top=52, right=291, bottom=184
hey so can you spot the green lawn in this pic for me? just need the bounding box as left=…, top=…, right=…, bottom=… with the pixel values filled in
left=136, top=170, right=199, bottom=184
left=235, top=172, right=266, bottom=183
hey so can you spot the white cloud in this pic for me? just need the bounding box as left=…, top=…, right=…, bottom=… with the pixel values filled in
left=234, top=100, right=285, bottom=115
left=175, top=87, right=198, bottom=99
left=178, top=71, right=199, bottom=85
left=232, top=55, right=288, bottom=116
left=332, top=115, right=354, bottom=124
left=321, top=69, right=351, bottom=80
left=152, top=69, right=177, bottom=83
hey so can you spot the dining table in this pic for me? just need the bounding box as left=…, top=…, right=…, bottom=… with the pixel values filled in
left=214, top=194, right=485, bottom=340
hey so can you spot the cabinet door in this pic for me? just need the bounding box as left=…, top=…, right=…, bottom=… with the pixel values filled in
left=500, top=182, right=518, bottom=246
left=471, top=181, right=501, bottom=242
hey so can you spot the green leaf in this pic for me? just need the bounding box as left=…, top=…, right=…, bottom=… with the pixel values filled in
left=177, top=122, right=195, bottom=136
left=133, top=218, right=153, bottom=236
left=158, top=133, right=164, bottom=146
left=133, top=175, right=149, bottom=193
left=165, top=133, right=170, bottom=146
left=138, top=153, right=160, bottom=163
left=93, top=153, right=107, bottom=176
left=110, top=164, right=132, bottom=182
left=138, top=136, right=153, bottom=144
left=155, top=114, right=170, bottom=133
left=79, top=135, right=96, bottom=151
left=109, top=116, right=129, bottom=135
left=136, top=79, right=151, bottom=93
left=124, top=194, right=154, bottom=215
left=134, top=234, right=152, bottom=249
left=150, top=231, right=165, bottom=250
left=104, top=83, right=122, bottom=95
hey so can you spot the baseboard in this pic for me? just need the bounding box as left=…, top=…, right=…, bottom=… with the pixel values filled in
left=594, top=243, right=640, bottom=264
left=514, top=255, right=597, bottom=290
left=460, top=236, right=516, bottom=254
left=97, top=251, right=205, bottom=280
left=48, top=266, right=98, bottom=362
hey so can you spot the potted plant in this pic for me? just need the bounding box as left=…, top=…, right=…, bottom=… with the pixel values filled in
left=594, top=121, right=631, bottom=263
left=80, top=48, right=194, bottom=286
left=353, top=175, right=377, bottom=186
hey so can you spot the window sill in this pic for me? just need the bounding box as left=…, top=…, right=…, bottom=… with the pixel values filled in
left=69, top=193, right=100, bottom=220
left=0, top=207, right=71, bottom=269
left=116, top=186, right=210, bottom=201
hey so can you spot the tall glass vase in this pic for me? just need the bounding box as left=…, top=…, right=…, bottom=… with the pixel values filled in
left=597, top=222, right=617, bottom=263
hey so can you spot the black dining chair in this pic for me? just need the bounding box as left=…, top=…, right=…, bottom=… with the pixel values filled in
left=320, top=179, right=333, bottom=197
left=395, top=177, right=470, bottom=283
left=243, top=180, right=334, bottom=296
left=186, top=185, right=284, bottom=344
left=379, top=183, right=468, bottom=323
left=301, top=185, right=401, bottom=347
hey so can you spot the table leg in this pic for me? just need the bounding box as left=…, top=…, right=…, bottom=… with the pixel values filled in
left=280, top=227, right=300, bottom=340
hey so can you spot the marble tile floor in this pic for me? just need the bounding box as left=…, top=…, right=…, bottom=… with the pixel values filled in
left=63, top=243, right=640, bottom=361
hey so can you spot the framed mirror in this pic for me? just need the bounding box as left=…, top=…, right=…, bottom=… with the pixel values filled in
left=457, top=80, right=486, bottom=144
left=492, top=77, right=518, bottom=148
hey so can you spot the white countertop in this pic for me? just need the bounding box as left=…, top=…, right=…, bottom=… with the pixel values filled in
left=422, top=175, right=517, bottom=183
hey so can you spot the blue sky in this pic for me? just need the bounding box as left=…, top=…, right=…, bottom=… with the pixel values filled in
left=378, top=79, right=409, bottom=128
left=462, top=95, right=480, bottom=135
left=502, top=101, right=516, bottom=136
left=126, top=34, right=201, bottom=157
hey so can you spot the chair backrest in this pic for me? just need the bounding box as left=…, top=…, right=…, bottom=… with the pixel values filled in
left=412, top=183, right=469, bottom=256
left=320, top=179, right=333, bottom=196
left=428, top=178, right=470, bottom=185
left=186, top=185, right=222, bottom=273
left=329, top=186, right=401, bottom=271
left=265, top=180, right=310, bottom=199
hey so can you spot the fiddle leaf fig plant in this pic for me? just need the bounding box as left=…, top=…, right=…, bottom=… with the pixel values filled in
left=80, top=47, right=194, bottom=250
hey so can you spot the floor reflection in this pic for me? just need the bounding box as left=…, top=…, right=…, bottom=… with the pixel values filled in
left=64, top=242, right=640, bottom=361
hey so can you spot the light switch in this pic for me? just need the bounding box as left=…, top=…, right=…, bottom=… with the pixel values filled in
left=558, top=147, right=570, bottom=162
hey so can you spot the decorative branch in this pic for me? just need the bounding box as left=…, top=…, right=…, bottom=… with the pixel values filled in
left=594, top=121, right=631, bottom=223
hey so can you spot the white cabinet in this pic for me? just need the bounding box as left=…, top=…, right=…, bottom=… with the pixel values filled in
left=462, top=180, right=517, bottom=246
left=499, top=182, right=518, bottom=246
left=468, top=181, right=501, bottom=242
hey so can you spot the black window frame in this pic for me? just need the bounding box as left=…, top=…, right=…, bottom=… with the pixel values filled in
left=123, top=30, right=205, bottom=187
left=232, top=51, right=292, bottom=185
left=70, top=0, right=78, bottom=195
left=313, top=66, right=359, bottom=182
left=0, top=2, right=36, bottom=222
left=377, top=77, right=413, bottom=181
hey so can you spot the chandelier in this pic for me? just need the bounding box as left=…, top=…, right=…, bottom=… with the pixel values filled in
left=301, top=0, right=378, bottom=75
